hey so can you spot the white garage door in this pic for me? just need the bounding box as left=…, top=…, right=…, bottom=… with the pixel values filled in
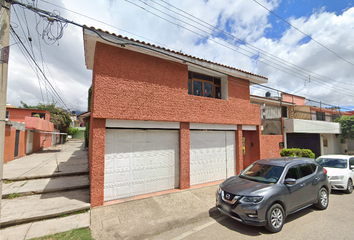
left=190, top=130, right=236, bottom=185
left=104, top=129, right=180, bottom=201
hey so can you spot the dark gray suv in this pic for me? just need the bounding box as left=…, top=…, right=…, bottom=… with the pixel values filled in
left=216, top=157, right=330, bottom=232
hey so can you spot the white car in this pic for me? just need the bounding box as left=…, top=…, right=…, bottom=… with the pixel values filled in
left=316, top=155, right=354, bottom=194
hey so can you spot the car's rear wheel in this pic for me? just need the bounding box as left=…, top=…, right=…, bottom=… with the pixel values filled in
left=314, top=187, right=328, bottom=210
left=265, top=203, right=284, bottom=233
left=345, top=179, right=353, bottom=194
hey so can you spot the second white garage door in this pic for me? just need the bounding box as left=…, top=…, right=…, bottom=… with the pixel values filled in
left=104, top=129, right=180, bottom=201
left=190, top=130, right=236, bottom=185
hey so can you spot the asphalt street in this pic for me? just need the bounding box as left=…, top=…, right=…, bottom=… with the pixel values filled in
left=148, top=190, right=353, bottom=240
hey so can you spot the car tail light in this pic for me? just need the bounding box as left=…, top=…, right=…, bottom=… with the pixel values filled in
left=323, top=168, right=327, bottom=174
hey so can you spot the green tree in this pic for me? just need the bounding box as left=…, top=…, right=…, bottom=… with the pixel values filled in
left=335, top=115, right=354, bottom=139
left=20, top=101, right=72, bottom=133
left=67, top=127, right=79, bottom=136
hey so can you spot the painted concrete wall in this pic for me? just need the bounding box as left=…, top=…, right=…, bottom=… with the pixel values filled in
left=4, top=125, right=26, bottom=163
left=33, top=132, right=52, bottom=152
left=282, top=93, right=305, bottom=105
left=260, top=135, right=283, bottom=159
left=284, top=119, right=341, bottom=134
left=7, top=108, right=50, bottom=122
left=322, top=134, right=342, bottom=155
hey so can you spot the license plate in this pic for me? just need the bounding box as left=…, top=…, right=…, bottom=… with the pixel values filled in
left=222, top=203, right=231, bottom=213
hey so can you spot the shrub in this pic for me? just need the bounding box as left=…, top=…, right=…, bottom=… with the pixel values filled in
left=84, top=122, right=90, bottom=148
left=67, top=127, right=79, bottom=136
left=280, top=148, right=315, bottom=159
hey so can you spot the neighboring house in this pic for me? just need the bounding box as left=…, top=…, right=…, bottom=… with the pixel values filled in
left=5, top=106, right=54, bottom=162
left=69, top=111, right=80, bottom=128
left=82, top=27, right=284, bottom=207
left=251, top=92, right=346, bottom=158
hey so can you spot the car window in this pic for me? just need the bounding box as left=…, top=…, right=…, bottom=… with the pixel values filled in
left=316, top=158, right=347, bottom=169
left=239, top=163, right=284, bottom=184
left=285, top=166, right=300, bottom=180
left=310, top=163, right=317, bottom=172
left=299, top=164, right=314, bottom=177
left=350, top=158, right=354, bottom=167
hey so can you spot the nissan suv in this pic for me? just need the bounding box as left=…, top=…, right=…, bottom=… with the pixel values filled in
left=216, top=157, right=330, bottom=232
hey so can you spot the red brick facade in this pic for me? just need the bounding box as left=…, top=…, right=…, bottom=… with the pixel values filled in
left=87, top=41, right=282, bottom=206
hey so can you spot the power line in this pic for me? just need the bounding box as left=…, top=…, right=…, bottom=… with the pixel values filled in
left=8, top=0, right=354, bottom=112
left=38, top=0, right=354, bottom=103
left=252, top=0, right=354, bottom=67
left=10, top=25, right=69, bottom=109
left=125, top=0, right=354, bottom=97
left=156, top=0, right=354, bottom=88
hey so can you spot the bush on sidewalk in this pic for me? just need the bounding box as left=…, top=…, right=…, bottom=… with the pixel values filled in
left=280, top=148, right=315, bottom=159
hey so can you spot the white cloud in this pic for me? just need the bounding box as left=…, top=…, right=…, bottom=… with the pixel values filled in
left=5, top=0, right=354, bottom=112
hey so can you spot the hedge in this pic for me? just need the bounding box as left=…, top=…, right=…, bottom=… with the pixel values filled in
left=280, top=148, right=315, bottom=159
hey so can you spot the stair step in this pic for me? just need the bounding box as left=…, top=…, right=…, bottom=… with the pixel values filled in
left=0, top=212, right=90, bottom=239
left=0, top=189, right=90, bottom=228
left=2, top=175, right=89, bottom=197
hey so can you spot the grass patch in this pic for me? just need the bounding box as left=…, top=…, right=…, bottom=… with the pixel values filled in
left=20, top=181, right=28, bottom=187
left=59, top=209, right=89, bottom=218
left=3, top=180, right=13, bottom=184
left=3, top=193, right=21, bottom=199
left=30, top=227, right=93, bottom=240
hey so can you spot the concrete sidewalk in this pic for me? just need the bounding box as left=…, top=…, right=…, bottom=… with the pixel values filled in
left=0, top=212, right=90, bottom=240
left=3, top=140, right=88, bottom=180
left=1, top=139, right=90, bottom=237
left=91, top=183, right=222, bottom=240
left=1, top=189, right=90, bottom=227
left=2, top=175, right=89, bottom=196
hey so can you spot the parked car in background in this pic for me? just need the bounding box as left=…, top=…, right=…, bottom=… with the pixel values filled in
left=316, top=155, right=354, bottom=194
left=216, top=157, right=330, bottom=233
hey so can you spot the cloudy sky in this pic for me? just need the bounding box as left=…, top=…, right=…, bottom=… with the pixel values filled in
left=6, top=0, right=354, bottom=112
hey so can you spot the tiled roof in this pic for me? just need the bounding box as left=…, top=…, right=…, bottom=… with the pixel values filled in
left=85, top=26, right=268, bottom=80
left=6, top=104, right=17, bottom=108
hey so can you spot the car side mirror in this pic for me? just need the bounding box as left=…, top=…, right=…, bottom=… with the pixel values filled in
left=285, top=178, right=296, bottom=185
left=240, top=170, right=244, bottom=174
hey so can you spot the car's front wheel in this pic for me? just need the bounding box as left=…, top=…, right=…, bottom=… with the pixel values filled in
left=265, top=203, right=285, bottom=233
left=345, top=179, right=353, bottom=194
left=314, top=187, right=329, bottom=210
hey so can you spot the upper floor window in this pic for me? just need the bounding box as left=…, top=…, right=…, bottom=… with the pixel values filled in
left=188, top=71, right=221, bottom=99
left=316, top=111, right=325, bottom=121
left=32, top=112, right=46, bottom=119
left=6, top=111, right=9, bottom=119
left=282, top=106, right=288, bottom=118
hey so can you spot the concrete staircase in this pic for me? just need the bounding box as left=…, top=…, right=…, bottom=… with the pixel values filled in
left=0, top=140, right=90, bottom=239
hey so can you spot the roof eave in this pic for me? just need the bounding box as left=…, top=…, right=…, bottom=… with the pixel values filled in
left=83, top=28, right=268, bottom=84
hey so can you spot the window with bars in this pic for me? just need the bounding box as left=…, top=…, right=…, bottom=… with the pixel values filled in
left=188, top=71, right=221, bottom=99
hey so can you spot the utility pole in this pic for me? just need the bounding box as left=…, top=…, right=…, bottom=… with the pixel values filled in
left=0, top=0, right=11, bottom=229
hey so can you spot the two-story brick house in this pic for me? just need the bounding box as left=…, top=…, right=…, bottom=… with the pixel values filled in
left=82, top=27, right=283, bottom=207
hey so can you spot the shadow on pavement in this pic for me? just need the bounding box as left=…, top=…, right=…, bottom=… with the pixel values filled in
left=208, top=204, right=315, bottom=236
left=39, top=140, right=90, bottom=203
left=208, top=207, right=267, bottom=236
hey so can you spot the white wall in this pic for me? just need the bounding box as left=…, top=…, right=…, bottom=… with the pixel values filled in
left=321, top=134, right=342, bottom=155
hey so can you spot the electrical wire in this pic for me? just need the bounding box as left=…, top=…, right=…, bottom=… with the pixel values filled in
left=125, top=0, right=354, bottom=97
left=7, top=0, right=354, bottom=112
left=252, top=0, right=354, bottom=67
left=10, top=25, right=69, bottom=109
left=38, top=0, right=354, bottom=102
